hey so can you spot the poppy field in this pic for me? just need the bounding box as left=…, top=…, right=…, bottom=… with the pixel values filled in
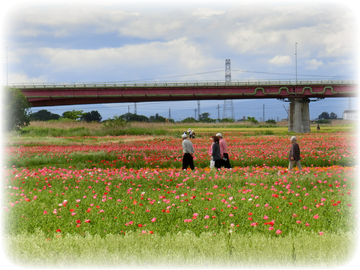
left=5, top=131, right=357, bottom=169
left=2, top=130, right=358, bottom=267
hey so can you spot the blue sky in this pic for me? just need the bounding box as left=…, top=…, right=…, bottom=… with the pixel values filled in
left=1, top=0, right=359, bottom=121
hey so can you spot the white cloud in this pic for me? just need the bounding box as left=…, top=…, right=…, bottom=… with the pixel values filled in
left=5, top=41, right=225, bottom=83
left=191, top=8, right=225, bottom=18
left=7, top=72, right=47, bottom=84
left=328, top=59, right=355, bottom=66
left=0, top=0, right=121, bottom=14
left=40, top=38, right=217, bottom=73
left=238, top=0, right=256, bottom=6
left=268, top=55, right=292, bottom=66
left=305, top=59, right=323, bottom=70
left=3, top=1, right=358, bottom=84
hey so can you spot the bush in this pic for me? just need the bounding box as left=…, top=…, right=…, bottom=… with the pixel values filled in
left=316, top=119, right=331, bottom=124
left=103, top=116, right=128, bottom=128
left=246, top=117, right=258, bottom=124
left=3, top=87, right=31, bottom=131
left=265, top=119, right=276, bottom=124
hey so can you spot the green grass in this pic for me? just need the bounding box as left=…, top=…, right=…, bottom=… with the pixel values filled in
left=4, top=230, right=355, bottom=268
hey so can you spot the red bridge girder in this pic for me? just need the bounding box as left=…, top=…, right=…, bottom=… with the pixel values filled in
left=17, top=83, right=358, bottom=107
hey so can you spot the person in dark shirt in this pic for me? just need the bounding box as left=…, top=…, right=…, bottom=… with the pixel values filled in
left=288, top=136, right=302, bottom=171
left=211, top=136, right=221, bottom=169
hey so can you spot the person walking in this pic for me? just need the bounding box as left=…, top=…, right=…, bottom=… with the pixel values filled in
left=216, top=133, right=232, bottom=168
left=288, top=136, right=302, bottom=171
left=211, top=136, right=221, bottom=169
left=181, top=133, right=195, bottom=170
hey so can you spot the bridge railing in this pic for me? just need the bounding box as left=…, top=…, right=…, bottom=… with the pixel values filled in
left=9, top=79, right=357, bottom=89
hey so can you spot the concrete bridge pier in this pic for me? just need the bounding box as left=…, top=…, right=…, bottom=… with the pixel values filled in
left=288, top=98, right=311, bottom=133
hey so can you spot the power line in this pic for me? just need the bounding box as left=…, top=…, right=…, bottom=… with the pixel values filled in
left=232, top=69, right=350, bottom=78
left=127, top=70, right=224, bottom=82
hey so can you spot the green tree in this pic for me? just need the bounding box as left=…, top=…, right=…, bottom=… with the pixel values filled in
left=103, top=115, right=127, bottom=128
left=3, top=87, right=31, bottom=131
left=120, top=113, right=149, bottom=122
left=180, top=117, right=198, bottom=123
left=246, top=116, right=259, bottom=124
left=149, top=113, right=166, bottom=122
left=199, top=112, right=215, bottom=123
left=316, top=119, right=331, bottom=124
left=265, top=119, right=276, bottom=124
left=81, top=111, right=102, bottom=122
left=329, top=112, right=338, bottom=119
left=318, top=112, right=330, bottom=120
left=30, top=110, right=60, bottom=121
left=219, top=118, right=235, bottom=123
left=62, top=110, right=84, bottom=120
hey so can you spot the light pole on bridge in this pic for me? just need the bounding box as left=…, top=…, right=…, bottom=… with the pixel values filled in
left=295, top=42, right=298, bottom=85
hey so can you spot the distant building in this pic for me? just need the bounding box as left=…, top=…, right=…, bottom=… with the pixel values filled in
left=342, top=110, right=358, bottom=120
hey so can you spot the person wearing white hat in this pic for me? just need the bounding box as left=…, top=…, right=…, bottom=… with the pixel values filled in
left=181, top=133, right=195, bottom=170
left=216, top=133, right=231, bottom=169
left=288, top=136, right=302, bottom=171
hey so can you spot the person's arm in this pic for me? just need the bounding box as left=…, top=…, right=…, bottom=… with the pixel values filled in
left=209, top=142, right=214, bottom=155
left=219, top=140, right=224, bottom=158
left=295, top=144, right=300, bottom=160
left=186, top=141, right=195, bottom=155
left=211, top=143, right=216, bottom=158
left=289, top=144, right=295, bottom=160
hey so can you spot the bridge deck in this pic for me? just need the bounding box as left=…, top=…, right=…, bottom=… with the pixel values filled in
left=11, top=79, right=358, bottom=107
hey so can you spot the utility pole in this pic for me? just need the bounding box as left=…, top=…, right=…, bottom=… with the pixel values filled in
left=197, top=100, right=200, bottom=120
left=217, top=104, right=221, bottom=120
left=134, top=103, right=137, bottom=115
left=263, top=104, right=265, bottom=122
left=128, top=105, right=130, bottom=114
left=169, top=108, right=171, bottom=120
left=295, top=42, right=298, bottom=85
left=195, top=109, right=197, bottom=120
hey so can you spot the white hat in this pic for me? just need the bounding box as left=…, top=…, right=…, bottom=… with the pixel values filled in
left=216, top=133, right=222, bottom=137
left=182, top=134, right=187, bottom=138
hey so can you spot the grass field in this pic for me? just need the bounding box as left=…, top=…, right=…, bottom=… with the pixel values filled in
left=5, top=231, right=355, bottom=268
left=2, top=120, right=358, bottom=268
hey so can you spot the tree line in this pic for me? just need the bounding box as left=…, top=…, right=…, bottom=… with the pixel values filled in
left=318, top=111, right=338, bottom=120
left=30, top=109, right=103, bottom=122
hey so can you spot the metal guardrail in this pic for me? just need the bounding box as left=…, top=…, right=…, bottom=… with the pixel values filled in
left=9, top=79, right=357, bottom=89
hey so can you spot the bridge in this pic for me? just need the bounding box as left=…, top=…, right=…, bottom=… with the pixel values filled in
left=12, top=79, right=358, bottom=133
